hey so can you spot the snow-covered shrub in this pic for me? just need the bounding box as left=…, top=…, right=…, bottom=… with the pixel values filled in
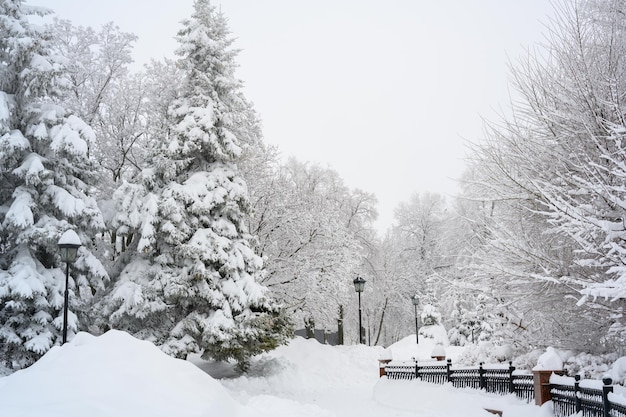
left=448, top=327, right=466, bottom=347
left=533, top=347, right=564, bottom=370
left=563, top=351, right=617, bottom=380
left=421, top=304, right=442, bottom=326
left=513, top=347, right=618, bottom=379
left=512, top=349, right=546, bottom=370
left=419, top=324, right=449, bottom=346
left=609, top=357, right=626, bottom=385
left=455, top=341, right=513, bottom=366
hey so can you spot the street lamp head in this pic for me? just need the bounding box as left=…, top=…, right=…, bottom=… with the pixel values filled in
left=353, top=276, right=366, bottom=293
left=412, top=294, right=419, bottom=306
left=58, top=230, right=82, bottom=263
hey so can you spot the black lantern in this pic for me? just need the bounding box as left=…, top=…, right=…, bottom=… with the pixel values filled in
left=353, top=276, right=366, bottom=344
left=57, top=230, right=81, bottom=344
left=412, top=294, right=419, bottom=344
left=353, top=276, right=366, bottom=293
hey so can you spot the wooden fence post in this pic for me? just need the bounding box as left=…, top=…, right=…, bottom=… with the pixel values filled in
left=378, top=349, right=392, bottom=378
left=603, top=377, right=613, bottom=417
left=532, top=369, right=562, bottom=406
left=446, top=359, right=452, bottom=382
left=378, top=359, right=391, bottom=377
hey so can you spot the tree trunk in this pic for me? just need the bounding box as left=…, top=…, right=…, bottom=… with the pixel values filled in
left=374, top=297, right=388, bottom=346
left=337, top=305, right=344, bottom=345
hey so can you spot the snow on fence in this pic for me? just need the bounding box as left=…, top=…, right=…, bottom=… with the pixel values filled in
left=384, top=359, right=534, bottom=403
left=383, top=359, right=626, bottom=417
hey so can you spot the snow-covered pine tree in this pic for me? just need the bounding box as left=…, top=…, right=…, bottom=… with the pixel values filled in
left=105, top=0, right=290, bottom=366
left=0, top=0, right=107, bottom=369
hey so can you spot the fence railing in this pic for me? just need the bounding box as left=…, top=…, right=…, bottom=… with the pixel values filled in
left=383, top=359, right=626, bottom=417
left=384, top=359, right=534, bottom=403
left=550, top=375, right=626, bottom=417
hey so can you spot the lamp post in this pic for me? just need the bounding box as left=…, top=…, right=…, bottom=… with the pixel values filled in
left=412, top=294, right=419, bottom=344
left=57, top=230, right=81, bottom=344
left=353, top=276, right=366, bottom=344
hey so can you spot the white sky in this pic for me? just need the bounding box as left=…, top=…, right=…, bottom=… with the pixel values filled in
left=33, top=0, right=555, bottom=231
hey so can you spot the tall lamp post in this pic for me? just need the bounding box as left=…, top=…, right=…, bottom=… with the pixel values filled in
left=412, top=294, right=419, bottom=344
left=353, top=276, right=366, bottom=344
left=57, top=230, right=81, bottom=344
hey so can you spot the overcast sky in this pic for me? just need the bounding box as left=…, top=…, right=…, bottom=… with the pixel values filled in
left=33, top=0, right=555, bottom=231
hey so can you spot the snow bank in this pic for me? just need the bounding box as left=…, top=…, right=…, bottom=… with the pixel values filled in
left=0, top=330, right=240, bottom=417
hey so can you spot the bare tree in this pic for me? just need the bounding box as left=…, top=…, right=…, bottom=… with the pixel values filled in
left=464, top=0, right=626, bottom=352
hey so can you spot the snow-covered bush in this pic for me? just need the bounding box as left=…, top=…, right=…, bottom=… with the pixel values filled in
left=609, top=357, right=626, bottom=385
left=421, top=304, right=442, bottom=326
left=455, top=341, right=513, bottom=365
left=533, top=347, right=564, bottom=370
left=419, top=324, right=449, bottom=346
left=512, top=347, right=618, bottom=379
left=448, top=327, right=465, bottom=346
left=563, top=351, right=617, bottom=380
left=511, top=349, right=545, bottom=370
left=418, top=305, right=450, bottom=346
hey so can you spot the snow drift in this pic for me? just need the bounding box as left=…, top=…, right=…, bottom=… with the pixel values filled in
left=0, top=330, right=240, bottom=417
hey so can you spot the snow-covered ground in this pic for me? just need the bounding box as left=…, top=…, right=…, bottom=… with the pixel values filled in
left=0, top=330, right=554, bottom=417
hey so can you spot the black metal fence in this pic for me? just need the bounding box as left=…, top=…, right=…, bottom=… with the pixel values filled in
left=384, top=359, right=534, bottom=403
left=384, top=359, right=626, bottom=417
left=550, top=376, right=626, bottom=417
